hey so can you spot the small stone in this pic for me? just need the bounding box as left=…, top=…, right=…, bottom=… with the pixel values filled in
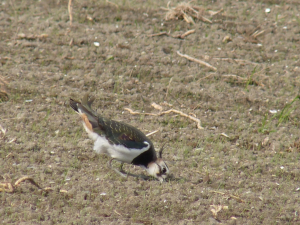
left=55, top=157, right=60, bottom=162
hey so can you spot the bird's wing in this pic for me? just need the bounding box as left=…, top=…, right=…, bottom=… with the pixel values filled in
left=99, top=119, right=153, bottom=151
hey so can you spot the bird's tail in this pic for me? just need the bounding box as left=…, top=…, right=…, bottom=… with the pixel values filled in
left=69, top=94, right=99, bottom=131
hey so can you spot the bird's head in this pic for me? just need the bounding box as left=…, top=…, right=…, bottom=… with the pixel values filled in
left=146, top=143, right=169, bottom=182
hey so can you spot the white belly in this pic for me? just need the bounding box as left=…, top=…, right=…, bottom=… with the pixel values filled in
left=93, top=135, right=150, bottom=163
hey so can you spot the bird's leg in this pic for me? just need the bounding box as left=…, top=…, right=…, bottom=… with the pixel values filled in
left=107, top=158, right=127, bottom=178
left=119, top=162, right=125, bottom=172
left=107, top=159, right=151, bottom=180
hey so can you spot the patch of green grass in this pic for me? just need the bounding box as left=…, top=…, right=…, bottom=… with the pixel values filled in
left=258, top=95, right=300, bottom=133
left=276, top=95, right=300, bottom=127
left=69, top=157, right=82, bottom=170
left=258, top=113, right=273, bottom=134
left=183, top=146, right=192, bottom=159
left=113, top=79, right=120, bottom=94
left=245, top=66, right=257, bottom=91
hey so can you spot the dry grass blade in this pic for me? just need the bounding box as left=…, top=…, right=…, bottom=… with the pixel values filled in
left=197, top=73, right=215, bottom=82
left=210, top=205, right=228, bottom=218
left=197, top=15, right=212, bottom=23
left=173, top=29, right=195, bottom=39
left=124, top=107, right=203, bottom=129
left=149, top=30, right=195, bottom=39
left=208, top=8, right=224, bottom=16
left=165, top=77, right=173, bottom=98
left=252, top=30, right=265, bottom=39
left=106, top=0, right=119, bottom=8
left=17, top=33, right=48, bottom=40
left=242, top=26, right=265, bottom=43
left=0, top=124, right=7, bottom=139
left=0, top=183, right=14, bottom=193
left=148, top=32, right=169, bottom=37
left=14, top=176, right=42, bottom=189
left=179, top=29, right=195, bottom=38
left=177, top=51, right=217, bottom=71
left=68, top=0, right=73, bottom=26
left=146, top=129, right=160, bottom=137
left=182, top=12, right=195, bottom=24
left=114, top=210, right=123, bottom=217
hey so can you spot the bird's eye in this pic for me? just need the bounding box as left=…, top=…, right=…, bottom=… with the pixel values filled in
left=162, top=168, right=167, bottom=173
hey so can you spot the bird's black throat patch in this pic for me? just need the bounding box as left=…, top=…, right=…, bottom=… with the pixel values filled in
left=131, top=147, right=157, bottom=167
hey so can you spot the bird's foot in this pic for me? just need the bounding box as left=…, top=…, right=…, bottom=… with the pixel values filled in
left=113, top=168, right=128, bottom=178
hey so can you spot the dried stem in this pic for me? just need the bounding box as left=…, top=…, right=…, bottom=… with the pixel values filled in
left=197, top=73, right=215, bottom=82
left=165, top=77, right=173, bottom=98
left=14, top=176, right=42, bottom=189
left=68, top=0, right=73, bottom=26
left=106, top=0, right=119, bottom=8
left=0, top=176, right=53, bottom=193
left=173, top=29, right=195, bottom=39
left=124, top=107, right=203, bottom=129
left=146, top=129, right=160, bottom=137
left=149, top=30, right=195, bottom=39
left=177, top=51, right=217, bottom=71
left=148, top=32, right=169, bottom=37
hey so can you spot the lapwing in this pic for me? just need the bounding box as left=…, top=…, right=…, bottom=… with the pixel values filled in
left=69, top=94, right=169, bottom=182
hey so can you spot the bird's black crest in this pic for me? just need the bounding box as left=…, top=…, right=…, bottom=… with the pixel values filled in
left=69, top=98, right=79, bottom=112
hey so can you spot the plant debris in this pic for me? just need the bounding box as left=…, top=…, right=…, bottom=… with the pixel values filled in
left=210, top=205, right=229, bottom=218
left=124, top=103, right=203, bottom=129
left=177, top=51, right=217, bottom=71
left=0, top=176, right=53, bottom=193
left=162, top=1, right=222, bottom=24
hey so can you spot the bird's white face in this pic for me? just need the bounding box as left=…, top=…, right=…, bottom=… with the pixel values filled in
left=147, top=159, right=169, bottom=182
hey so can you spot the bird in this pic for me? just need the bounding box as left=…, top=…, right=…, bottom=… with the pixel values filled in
left=69, top=94, right=169, bottom=182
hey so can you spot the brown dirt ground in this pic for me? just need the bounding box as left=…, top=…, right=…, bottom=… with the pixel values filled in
left=1, top=0, right=300, bottom=224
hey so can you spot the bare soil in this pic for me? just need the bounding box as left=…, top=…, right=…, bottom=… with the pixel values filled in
left=1, top=0, right=300, bottom=224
